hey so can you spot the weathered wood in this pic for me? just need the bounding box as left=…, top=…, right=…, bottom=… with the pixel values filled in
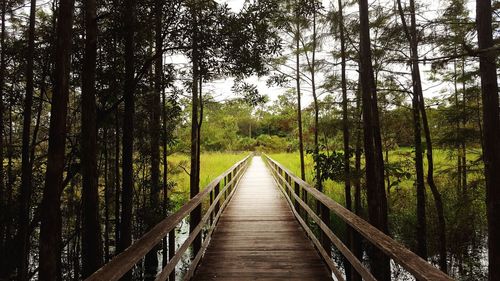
left=268, top=166, right=376, bottom=281
left=274, top=171, right=345, bottom=281
left=192, top=157, right=332, bottom=281
left=183, top=162, right=249, bottom=281
left=86, top=156, right=250, bottom=281
left=264, top=154, right=454, bottom=281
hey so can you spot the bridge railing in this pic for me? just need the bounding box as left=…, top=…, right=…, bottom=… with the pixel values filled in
left=86, top=155, right=252, bottom=281
left=263, top=154, right=453, bottom=281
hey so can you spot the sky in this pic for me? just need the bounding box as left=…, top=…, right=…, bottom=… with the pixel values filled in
left=182, top=0, right=480, bottom=108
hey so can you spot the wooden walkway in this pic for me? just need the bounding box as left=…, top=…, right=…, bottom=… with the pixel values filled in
left=192, top=156, right=332, bottom=281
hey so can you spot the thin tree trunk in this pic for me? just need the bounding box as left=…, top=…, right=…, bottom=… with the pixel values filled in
left=338, top=0, right=357, bottom=279
left=114, top=106, right=121, bottom=257
left=476, top=1, right=500, bottom=280
left=18, top=0, right=37, bottom=279
left=395, top=0, right=427, bottom=260
left=39, top=0, right=75, bottom=279
left=353, top=87, right=363, bottom=267
left=358, top=0, right=390, bottom=279
left=295, top=1, right=305, bottom=181
left=396, top=0, right=447, bottom=271
left=145, top=0, right=163, bottom=277
left=81, top=0, right=103, bottom=276
left=0, top=0, right=6, bottom=253
left=453, top=59, right=462, bottom=192
left=461, top=58, right=467, bottom=193
left=104, top=129, right=111, bottom=263
left=119, top=0, right=136, bottom=280
left=189, top=4, right=201, bottom=257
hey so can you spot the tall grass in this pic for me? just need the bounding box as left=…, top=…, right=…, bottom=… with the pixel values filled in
left=167, top=152, right=249, bottom=210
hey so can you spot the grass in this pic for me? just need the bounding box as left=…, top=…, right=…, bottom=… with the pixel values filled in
left=268, top=147, right=484, bottom=205
left=167, top=152, right=249, bottom=210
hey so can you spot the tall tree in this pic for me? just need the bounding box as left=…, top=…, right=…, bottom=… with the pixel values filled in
left=395, top=0, right=427, bottom=260
left=358, top=0, right=390, bottom=279
left=119, top=0, right=136, bottom=280
left=0, top=0, right=6, bottom=254
left=295, top=0, right=306, bottom=181
left=476, top=0, right=500, bottom=280
left=17, top=0, right=36, bottom=279
left=81, top=0, right=103, bottom=277
left=144, top=0, right=163, bottom=277
left=189, top=0, right=202, bottom=257
left=336, top=0, right=358, bottom=279
left=39, top=0, right=75, bottom=279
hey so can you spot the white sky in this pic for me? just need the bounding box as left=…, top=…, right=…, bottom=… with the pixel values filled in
left=186, top=0, right=480, bottom=108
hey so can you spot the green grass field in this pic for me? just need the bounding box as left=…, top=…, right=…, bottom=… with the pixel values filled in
left=268, top=148, right=484, bottom=204
left=167, top=152, right=249, bottom=210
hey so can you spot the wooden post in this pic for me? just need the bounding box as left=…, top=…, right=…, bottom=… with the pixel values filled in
left=294, top=181, right=300, bottom=212
left=209, top=190, right=214, bottom=225
left=168, top=229, right=175, bottom=281
left=227, top=172, right=232, bottom=198
left=214, top=182, right=220, bottom=216
left=302, top=188, right=308, bottom=221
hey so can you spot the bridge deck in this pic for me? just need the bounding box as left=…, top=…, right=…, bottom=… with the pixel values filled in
left=192, top=156, right=332, bottom=281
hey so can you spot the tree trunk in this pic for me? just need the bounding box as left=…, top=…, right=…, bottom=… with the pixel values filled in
left=145, top=0, right=163, bottom=277
left=189, top=4, right=201, bottom=257
left=104, top=129, right=111, bottom=263
left=338, top=1, right=357, bottom=279
left=397, top=0, right=447, bottom=270
left=0, top=0, right=6, bottom=254
left=395, top=0, right=427, bottom=260
left=358, top=0, right=390, bottom=279
left=81, top=0, right=103, bottom=276
left=476, top=1, right=500, bottom=280
left=295, top=2, right=305, bottom=181
left=353, top=87, right=363, bottom=267
left=461, top=58, right=467, bottom=193
left=18, top=0, right=37, bottom=279
left=39, top=0, right=75, bottom=279
left=119, top=0, right=136, bottom=280
left=114, top=106, right=121, bottom=257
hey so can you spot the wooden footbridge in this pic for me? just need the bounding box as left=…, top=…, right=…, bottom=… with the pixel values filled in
left=87, top=155, right=454, bottom=281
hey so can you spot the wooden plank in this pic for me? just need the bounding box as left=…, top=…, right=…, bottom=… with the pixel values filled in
left=268, top=163, right=376, bottom=281
left=86, top=155, right=250, bottom=281
left=192, top=157, right=332, bottom=281
left=157, top=158, right=250, bottom=281
left=183, top=162, right=250, bottom=281
left=264, top=154, right=454, bottom=281
left=271, top=170, right=345, bottom=281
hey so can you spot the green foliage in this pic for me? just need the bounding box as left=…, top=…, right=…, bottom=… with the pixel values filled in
left=310, top=149, right=346, bottom=183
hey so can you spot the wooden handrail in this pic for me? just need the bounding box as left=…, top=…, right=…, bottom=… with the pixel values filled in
left=86, top=155, right=251, bottom=281
left=262, top=154, right=454, bottom=281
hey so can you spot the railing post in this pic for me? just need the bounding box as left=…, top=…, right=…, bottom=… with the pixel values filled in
left=168, top=229, right=175, bottom=281
left=223, top=176, right=227, bottom=202
left=285, top=173, right=293, bottom=197
left=227, top=171, right=232, bottom=196
left=302, top=187, right=308, bottom=221
left=321, top=202, right=331, bottom=259
left=214, top=182, right=220, bottom=216
left=210, top=189, right=214, bottom=225
left=294, top=181, right=300, bottom=211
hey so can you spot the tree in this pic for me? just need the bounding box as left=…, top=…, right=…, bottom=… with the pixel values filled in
left=0, top=0, right=6, bottom=260
left=119, top=1, right=136, bottom=281
left=39, top=0, right=75, bottom=279
left=144, top=0, right=163, bottom=278
left=358, top=0, right=390, bottom=279
left=17, top=0, right=36, bottom=279
left=395, top=0, right=427, bottom=260
left=476, top=1, right=500, bottom=280
left=81, top=0, right=102, bottom=277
